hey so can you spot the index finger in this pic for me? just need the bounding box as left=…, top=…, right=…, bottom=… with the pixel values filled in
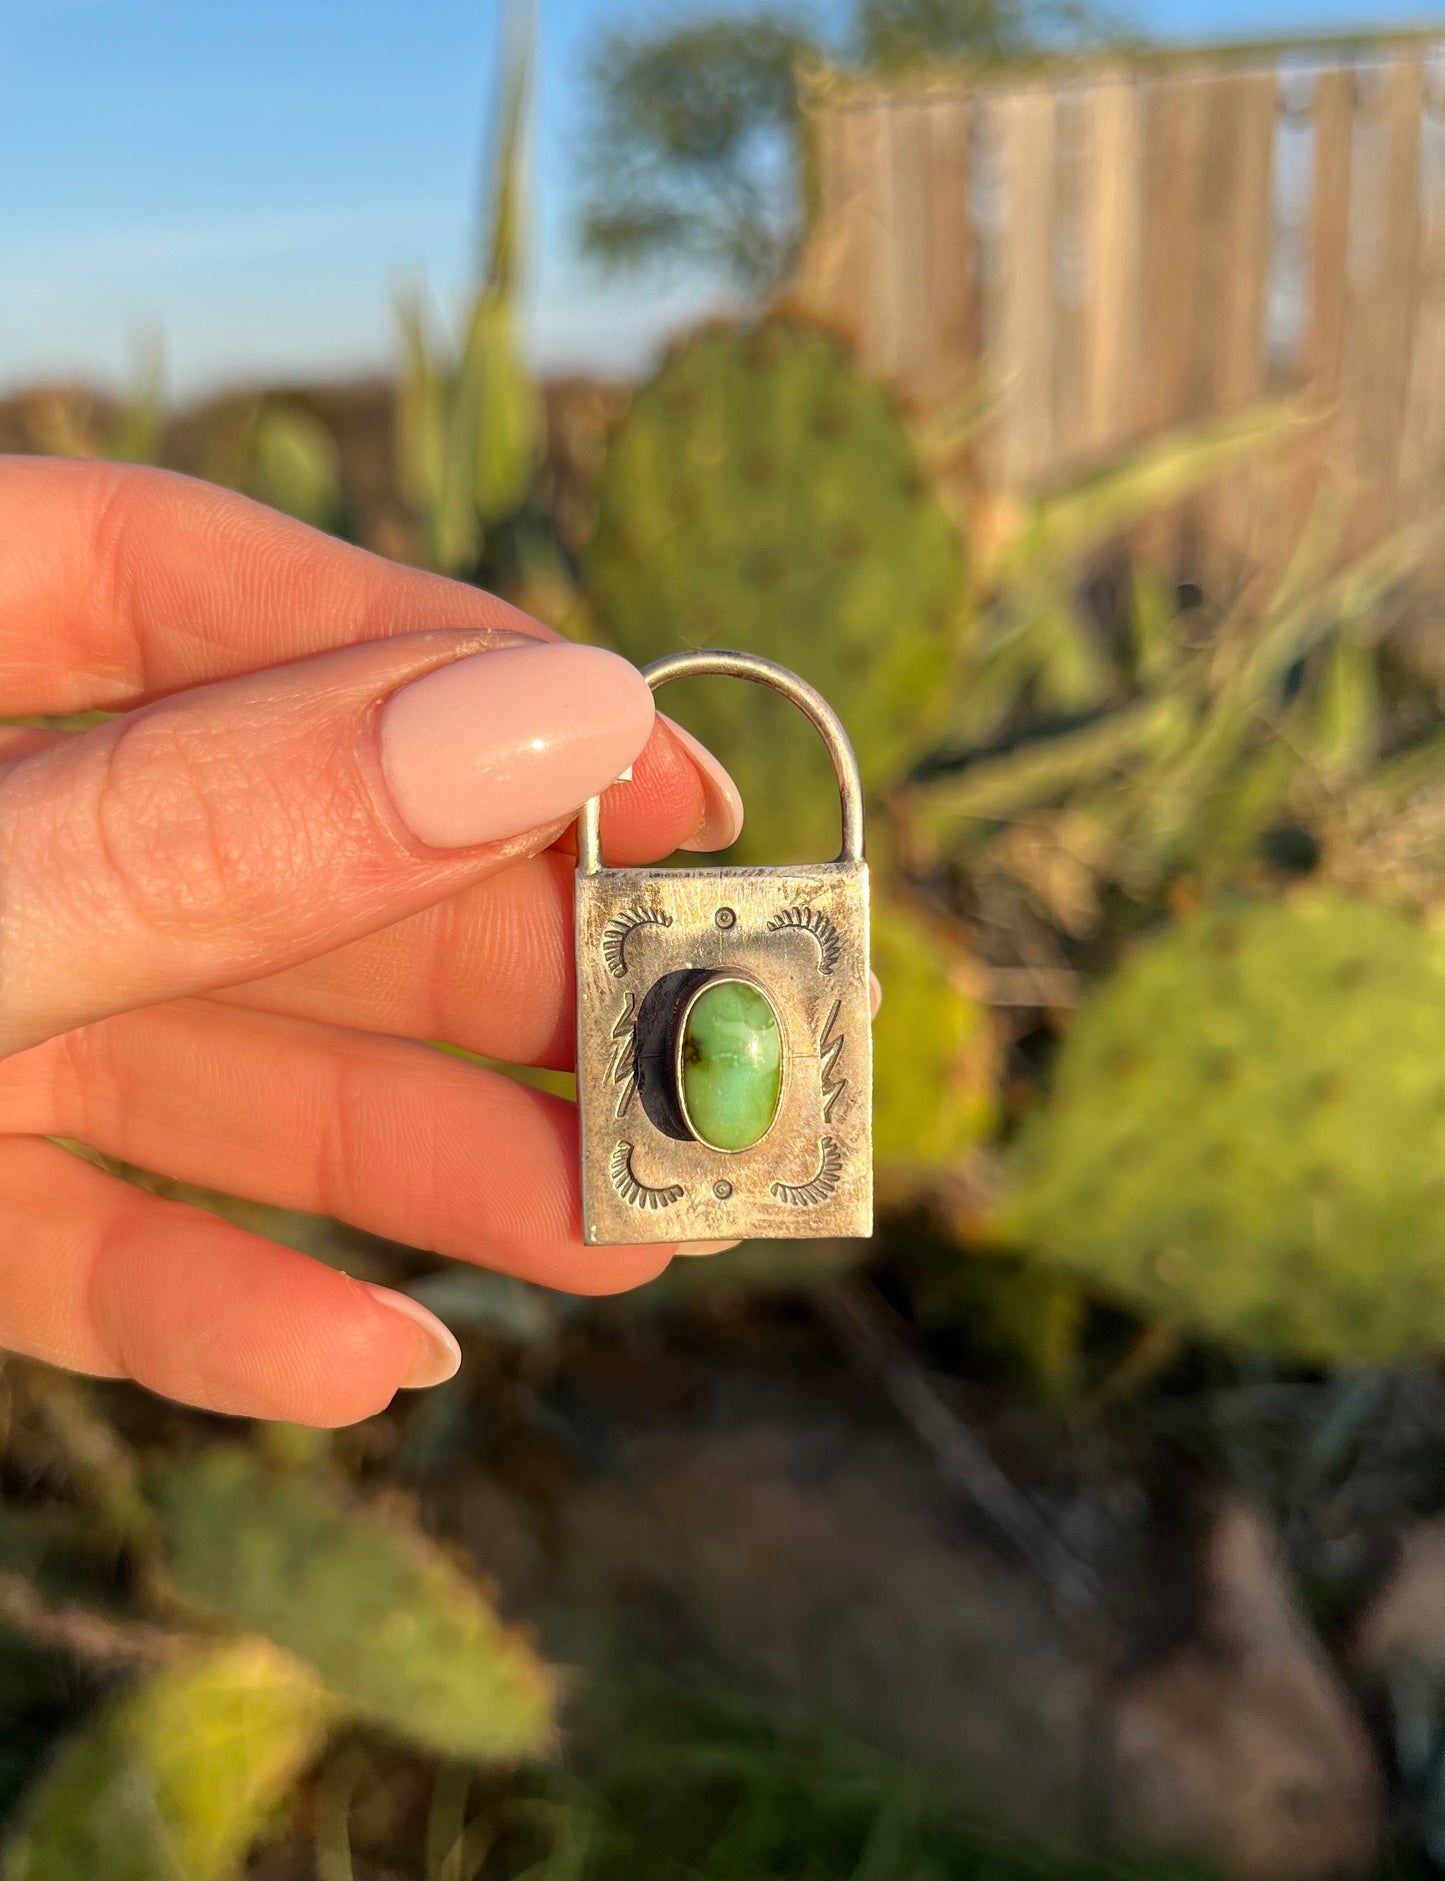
left=0, top=455, right=543, bottom=715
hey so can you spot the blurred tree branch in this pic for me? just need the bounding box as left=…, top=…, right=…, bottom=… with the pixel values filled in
left=578, top=11, right=810, bottom=292
left=576, top=0, right=1132, bottom=294
left=856, top=0, right=1128, bottom=65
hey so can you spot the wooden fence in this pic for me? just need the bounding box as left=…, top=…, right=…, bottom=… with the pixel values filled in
left=795, top=29, right=1445, bottom=584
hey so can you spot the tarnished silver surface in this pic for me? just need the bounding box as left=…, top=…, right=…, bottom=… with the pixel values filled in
left=576, top=651, right=873, bottom=1246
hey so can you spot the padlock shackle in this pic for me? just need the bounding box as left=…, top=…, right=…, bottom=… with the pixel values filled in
left=577, top=649, right=865, bottom=875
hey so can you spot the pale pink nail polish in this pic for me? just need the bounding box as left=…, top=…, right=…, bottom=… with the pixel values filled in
left=360, top=1282, right=462, bottom=1388
left=870, top=972, right=883, bottom=1019
left=379, top=644, right=655, bottom=849
left=674, top=1238, right=741, bottom=1258
left=663, top=717, right=746, bottom=852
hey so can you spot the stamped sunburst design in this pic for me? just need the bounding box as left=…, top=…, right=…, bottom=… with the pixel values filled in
left=766, top=905, right=840, bottom=973
left=609, top=1141, right=684, bottom=1210
left=770, top=1136, right=843, bottom=1207
left=602, top=905, right=673, bottom=978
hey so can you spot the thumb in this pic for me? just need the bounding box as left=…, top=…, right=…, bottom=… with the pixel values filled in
left=0, top=631, right=655, bottom=1056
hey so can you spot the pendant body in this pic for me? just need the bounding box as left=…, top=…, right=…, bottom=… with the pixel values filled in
left=575, top=651, right=874, bottom=1246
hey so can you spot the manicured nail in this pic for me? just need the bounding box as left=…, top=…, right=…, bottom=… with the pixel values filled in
left=870, top=972, right=883, bottom=1019
left=379, top=644, right=655, bottom=849
left=361, top=1282, right=462, bottom=1388
left=662, top=717, right=745, bottom=852
left=674, top=1238, right=740, bottom=1258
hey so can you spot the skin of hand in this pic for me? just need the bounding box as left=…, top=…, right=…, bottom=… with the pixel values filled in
left=0, top=456, right=769, bottom=1428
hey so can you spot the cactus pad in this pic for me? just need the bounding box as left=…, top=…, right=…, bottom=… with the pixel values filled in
left=588, top=319, right=963, bottom=863
left=2, top=1641, right=330, bottom=1881
left=1011, top=896, right=1445, bottom=1359
left=154, top=1448, right=553, bottom=1761
left=872, top=895, right=996, bottom=1170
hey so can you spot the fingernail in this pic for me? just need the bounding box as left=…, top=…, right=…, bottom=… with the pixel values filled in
left=870, top=972, right=883, bottom=1019
left=380, top=644, right=655, bottom=849
left=674, top=1238, right=740, bottom=1258
left=662, top=717, right=745, bottom=852
left=360, top=1282, right=462, bottom=1388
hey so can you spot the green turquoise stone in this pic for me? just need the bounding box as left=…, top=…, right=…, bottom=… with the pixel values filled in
left=679, top=979, right=782, bottom=1152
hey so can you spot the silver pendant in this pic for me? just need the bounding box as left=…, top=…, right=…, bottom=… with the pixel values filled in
left=575, top=650, right=873, bottom=1245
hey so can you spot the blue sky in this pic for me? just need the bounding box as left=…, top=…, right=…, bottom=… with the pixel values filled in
left=0, top=0, right=1431, bottom=397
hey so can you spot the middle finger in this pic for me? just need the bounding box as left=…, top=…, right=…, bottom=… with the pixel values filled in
left=0, top=999, right=681, bottom=1293
left=217, top=848, right=579, bottom=1069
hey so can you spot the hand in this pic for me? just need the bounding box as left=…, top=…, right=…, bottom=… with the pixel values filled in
left=0, top=458, right=748, bottom=1426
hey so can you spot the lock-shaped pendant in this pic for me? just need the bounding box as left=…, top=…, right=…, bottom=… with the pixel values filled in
left=575, top=649, right=873, bottom=1246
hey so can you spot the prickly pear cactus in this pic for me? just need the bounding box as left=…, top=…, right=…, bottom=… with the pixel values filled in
left=154, top=1448, right=553, bottom=1761
left=871, top=896, right=995, bottom=1171
left=1010, top=895, right=1445, bottom=1359
left=2, top=1641, right=331, bottom=1881
left=590, top=319, right=990, bottom=1169
left=588, top=319, right=964, bottom=865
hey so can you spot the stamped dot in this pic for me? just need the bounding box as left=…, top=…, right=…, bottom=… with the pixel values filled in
left=713, top=1180, right=734, bottom=1200
left=714, top=907, right=737, bottom=930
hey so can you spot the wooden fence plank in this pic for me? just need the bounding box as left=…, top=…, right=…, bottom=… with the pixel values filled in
left=1133, top=69, right=1211, bottom=570
left=794, top=103, right=846, bottom=317
left=1078, top=71, right=1144, bottom=462
left=1302, top=68, right=1356, bottom=401
left=799, top=45, right=1443, bottom=594
left=1050, top=87, right=1089, bottom=468
left=1247, top=66, right=1357, bottom=582
left=837, top=107, right=876, bottom=342
left=1338, top=57, right=1425, bottom=554
left=1399, top=77, right=1445, bottom=538
left=1135, top=70, right=1212, bottom=438
left=995, top=83, right=1058, bottom=489
left=1185, top=73, right=1244, bottom=422
left=1196, top=70, right=1278, bottom=591
left=852, top=100, right=902, bottom=379
left=800, top=102, right=873, bottom=347
left=887, top=101, right=936, bottom=398
left=1218, top=71, right=1278, bottom=410
left=920, top=95, right=976, bottom=403
left=1373, top=58, right=1427, bottom=533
